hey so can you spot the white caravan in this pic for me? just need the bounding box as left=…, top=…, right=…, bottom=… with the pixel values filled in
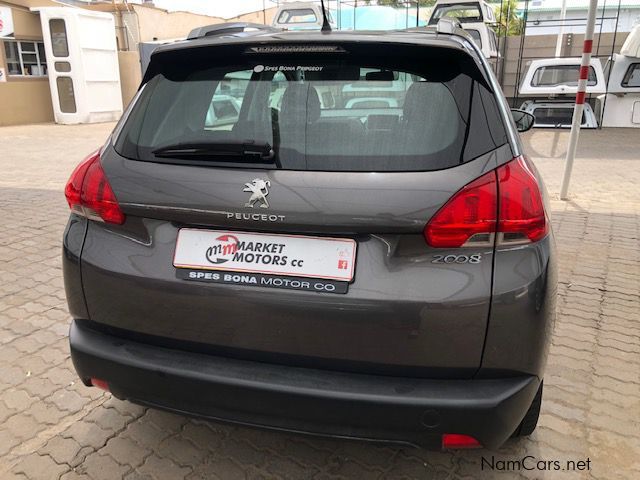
left=597, top=25, right=640, bottom=128
left=519, top=57, right=607, bottom=96
left=33, top=7, right=122, bottom=124
left=519, top=57, right=607, bottom=128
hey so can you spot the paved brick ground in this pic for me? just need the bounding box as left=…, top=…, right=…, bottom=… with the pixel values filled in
left=0, top=123, right=638, bottom=479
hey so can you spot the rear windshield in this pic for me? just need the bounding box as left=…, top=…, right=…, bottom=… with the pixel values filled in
left=428, top=3, right=483, bottom=24
left=531, top=65, right=597, bottom=87
left=277, top=9, right=318, bottom=24
left=115, top=43, right=507, bottom=172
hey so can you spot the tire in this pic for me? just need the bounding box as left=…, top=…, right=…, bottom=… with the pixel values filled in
left=511, top=381, right=543, bottom=438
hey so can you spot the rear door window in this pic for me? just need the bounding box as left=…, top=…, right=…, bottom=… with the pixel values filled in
left=116, top=44, right=507, bottom=172
left=532, top=106, right=587, bottom=126
left=622, top=63, right=640, bottom=87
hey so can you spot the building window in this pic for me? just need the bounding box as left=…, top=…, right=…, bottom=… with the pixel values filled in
left=3, top=40, right=48, bottom=76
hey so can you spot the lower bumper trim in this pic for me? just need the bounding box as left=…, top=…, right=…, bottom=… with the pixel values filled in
left=70, top=320, right=540, bottom=449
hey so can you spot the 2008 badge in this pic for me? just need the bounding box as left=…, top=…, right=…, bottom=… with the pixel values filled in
left=432, top=254, right=482, bottom=264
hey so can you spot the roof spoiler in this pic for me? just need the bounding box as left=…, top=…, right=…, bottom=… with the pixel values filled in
left=187, top=22, right=281, bottom=40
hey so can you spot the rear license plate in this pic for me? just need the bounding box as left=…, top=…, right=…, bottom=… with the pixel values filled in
left=173, top=229, right=357, bottom=293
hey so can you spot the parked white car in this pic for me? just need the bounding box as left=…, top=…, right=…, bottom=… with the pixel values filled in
left=428, top=0, right=499, bottom=58
left=272, top=2, right=335, bottom=31
left=463, top=23, right=499, bottom=59
left=428, top=0, right=496, bottom=25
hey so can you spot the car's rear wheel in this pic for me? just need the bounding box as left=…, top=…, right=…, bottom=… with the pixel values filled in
left=512, top=381, right=543, bottom=437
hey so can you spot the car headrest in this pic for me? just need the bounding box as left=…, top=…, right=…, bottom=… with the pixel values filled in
left=403, top=81, right=447, bottom=122
left=280, top=83, right=321, bottom=124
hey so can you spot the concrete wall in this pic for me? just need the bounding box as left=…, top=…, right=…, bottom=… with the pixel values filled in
left=132, top=4, right=225, bottom=43
left=10, top=6, right=42, bottom=37
left=0, top=78, right=53, bottom=126
left=84, top=4, right=279, bottom=53
left=0, top=3, right=54, bottom=125
left=228, top=7, right=278, bottom=26
left=112, top=10, right=140, bottom=53
left=118, top=50, right=141, bottom=108
left=497, top=31, right=630, bottom=104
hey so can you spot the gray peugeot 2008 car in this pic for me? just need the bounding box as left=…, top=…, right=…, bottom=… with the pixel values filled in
left=62, top=21, right=556, bottom=449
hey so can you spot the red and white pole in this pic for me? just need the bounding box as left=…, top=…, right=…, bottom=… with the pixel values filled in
left=560, top=0, right=599, bottom=200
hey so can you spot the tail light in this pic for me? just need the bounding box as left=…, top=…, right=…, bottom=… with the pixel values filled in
left=496, top=156, right=548, bottom=244
left=442, top=433, right=482, bottom=449
left=424, top=170, right=497, bottom=248
left=65, top=151, right=125, bottom=225
left=424, top=156, right=547, bottom=248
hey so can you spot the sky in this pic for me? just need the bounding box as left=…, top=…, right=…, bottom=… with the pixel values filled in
left=151, top=0, right=284, bottom=19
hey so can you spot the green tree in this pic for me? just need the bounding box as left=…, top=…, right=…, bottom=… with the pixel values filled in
left=494, top=0, right=523, bottom=36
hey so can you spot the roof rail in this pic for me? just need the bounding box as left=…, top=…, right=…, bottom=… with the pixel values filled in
left=405, top=20, right=471, bottom=42
left=187, top=22, right=280, bottom=41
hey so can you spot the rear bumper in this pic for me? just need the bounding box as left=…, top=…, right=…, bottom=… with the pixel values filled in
left=70, top=320, right=540, bottom=449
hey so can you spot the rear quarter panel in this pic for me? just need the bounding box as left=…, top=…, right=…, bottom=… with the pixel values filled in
left=62, top=215, right=89, bottom=320
left=479, top=218, right=557, bottom=378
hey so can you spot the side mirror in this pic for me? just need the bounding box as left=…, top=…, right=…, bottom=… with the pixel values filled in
left=511, top=109, right=535, bottom=133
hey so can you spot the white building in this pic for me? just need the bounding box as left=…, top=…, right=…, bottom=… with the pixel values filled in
left=521, top=0, right=640, bottom=35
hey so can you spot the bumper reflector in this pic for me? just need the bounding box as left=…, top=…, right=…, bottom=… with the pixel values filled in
left=90, top=377, right=110, bottom=392
left=442, top=433, right=482, bottom=449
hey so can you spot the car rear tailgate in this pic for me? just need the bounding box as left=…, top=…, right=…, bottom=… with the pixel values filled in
left=79, top=146, right=512, bottom=378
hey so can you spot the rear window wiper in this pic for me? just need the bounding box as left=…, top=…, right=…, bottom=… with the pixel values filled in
left=151, top=141, right=275, bottom=163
